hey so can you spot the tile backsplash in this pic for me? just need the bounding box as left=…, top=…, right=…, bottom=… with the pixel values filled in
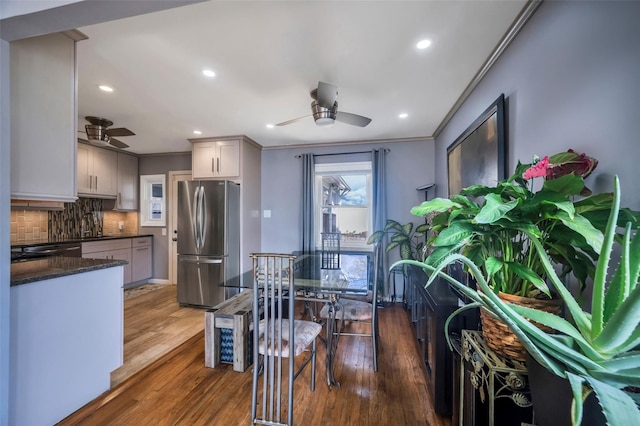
left=49, top=198, right=104, bottom=240
left=10, top=210, right=49, bottom=242
left=103, top=211, right=138, bottom=235
left=10, top=198, right=139, bottom=243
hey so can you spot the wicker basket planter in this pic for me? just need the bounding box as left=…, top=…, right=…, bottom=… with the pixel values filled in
left=480, top=292, right=563, bottom=362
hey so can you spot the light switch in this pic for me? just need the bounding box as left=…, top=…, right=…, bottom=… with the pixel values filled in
left=162, top=228, right=167, bottom=236
left=263, top=210, right=271, bottom=218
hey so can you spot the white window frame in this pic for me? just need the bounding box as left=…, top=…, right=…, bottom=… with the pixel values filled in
left=314, top=161, right=373, bottom=251
left=140, top=174, right=166, bottom=227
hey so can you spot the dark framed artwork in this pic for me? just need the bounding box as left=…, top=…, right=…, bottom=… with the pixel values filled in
left=447, top=94, right=507, bottom=196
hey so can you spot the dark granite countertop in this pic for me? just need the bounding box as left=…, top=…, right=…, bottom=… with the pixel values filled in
left=11, top=234, right=153, bottom=249
left=10, top=256, right=128, bottom=286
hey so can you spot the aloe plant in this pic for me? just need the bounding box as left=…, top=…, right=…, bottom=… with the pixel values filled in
left=395, top=176, right=640, bottom=425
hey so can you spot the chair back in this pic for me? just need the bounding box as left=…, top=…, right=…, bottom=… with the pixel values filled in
left=251, top=253, right=296, bottom=426
left=321, top=232, right=341, bottom=269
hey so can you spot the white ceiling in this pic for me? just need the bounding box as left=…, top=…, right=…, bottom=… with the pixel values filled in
left=75, top=1, right=529, bottom=154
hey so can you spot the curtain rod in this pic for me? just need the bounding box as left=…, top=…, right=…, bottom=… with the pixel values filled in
left=295, top=148, right=389, bottom=158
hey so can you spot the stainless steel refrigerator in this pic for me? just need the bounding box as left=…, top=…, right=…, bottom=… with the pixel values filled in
left=177, top=180, right=240, bottom=308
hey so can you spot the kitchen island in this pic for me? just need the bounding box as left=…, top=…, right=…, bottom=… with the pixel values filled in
left=10, top=257, right=125, bottom=425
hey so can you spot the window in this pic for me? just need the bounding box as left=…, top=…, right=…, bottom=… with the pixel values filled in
left=140, top=174, right=166, bottom=227
left=315, top=162, right=372, bottom=250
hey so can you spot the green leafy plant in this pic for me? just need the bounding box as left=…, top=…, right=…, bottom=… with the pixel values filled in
left=367, top=219, right=430, bottom=262
left=395, top=176, right=640, bottom=426
left=412, top=150, right=638, bottom=298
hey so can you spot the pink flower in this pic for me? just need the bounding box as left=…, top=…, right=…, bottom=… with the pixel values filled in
left=523, top=156, right=549, bottom=180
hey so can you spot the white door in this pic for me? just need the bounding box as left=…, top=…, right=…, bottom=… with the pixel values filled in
left=168, top=170, right=192, bottom=284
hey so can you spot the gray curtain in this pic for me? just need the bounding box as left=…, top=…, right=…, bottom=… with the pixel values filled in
left=301, top=153, right=315, bottom=253
left=371, top=148, right=388, bottom=301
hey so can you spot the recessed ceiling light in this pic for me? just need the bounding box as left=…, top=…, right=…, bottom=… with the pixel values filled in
left=416, top=39, right=431, bottom=50
left=266, top=124, right=274, bottom=129
left=193, top=130, right=202, bottom=135
left=399, top=113, right=409, bottom=119
left=98, top=85, right=113, bottom=92
left=202, top=69, right=215, bottom=78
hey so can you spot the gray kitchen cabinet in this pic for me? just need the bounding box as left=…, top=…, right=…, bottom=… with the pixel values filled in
left=82, top=239, right=132, bottom=285
left=191, top=139, right=240, bottom=179
left=77, top=143, right=118, bottom=198
left=10, top=32, right=80, bottom=203
left=188, top=135, right=262, bottom=286
left=116, top=153, right=138, bottom=211
left=131, top=237, right=153, bottom=282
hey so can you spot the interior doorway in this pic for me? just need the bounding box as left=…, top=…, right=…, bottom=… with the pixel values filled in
left=167, top=170, right=192, bottom=284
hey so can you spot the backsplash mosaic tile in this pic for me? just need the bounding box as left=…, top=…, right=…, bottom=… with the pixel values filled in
left=11, top=198, right=140, bottom=244
left=49, top=198, right=104, bottom=240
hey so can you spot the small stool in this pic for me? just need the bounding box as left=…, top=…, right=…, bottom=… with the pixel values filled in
left=205, top=290, right=253, bottom=372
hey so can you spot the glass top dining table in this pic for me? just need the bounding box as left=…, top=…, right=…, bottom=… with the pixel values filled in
left=233, top=251, right=372, bottom=388
left=290, top=251, right=371, bottom=296
left=292, top=251, right=372, bottom=388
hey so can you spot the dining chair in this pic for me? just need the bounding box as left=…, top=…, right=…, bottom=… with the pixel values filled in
left=250, top=253, right=322, bottom=426
left=318, top=244, right=380, bottom=372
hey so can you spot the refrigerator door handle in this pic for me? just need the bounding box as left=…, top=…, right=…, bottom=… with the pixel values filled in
left=192, top=185, right=200, bottom=251
left=197, top=185, right=205, bottom=250
left=179, top=255, right=223, bottom=264
left=200, top=188, right=207, bottom=248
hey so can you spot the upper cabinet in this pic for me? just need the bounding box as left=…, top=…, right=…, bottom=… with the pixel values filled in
left=116, top=153, right=138, bottom=211
left=191, top=139, right=240, bottom=179
left=77, top=143, right=117, bottom=198
left=10, top=33, right=80, bottom=202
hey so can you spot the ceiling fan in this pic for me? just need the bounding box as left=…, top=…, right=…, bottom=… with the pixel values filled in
left=275, top=81, right=372, bottom=128
left=78, top=116, right=135, bottom=149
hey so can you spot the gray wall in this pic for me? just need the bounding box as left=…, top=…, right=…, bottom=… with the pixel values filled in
left=138, top=153, right=192, bottom=280
left=260, top=139, right=435, bottom=262
left=435, top=1, right=640, bottom=212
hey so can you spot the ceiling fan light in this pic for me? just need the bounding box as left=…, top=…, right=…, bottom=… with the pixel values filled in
left=315, top=117, right=335, bottom=127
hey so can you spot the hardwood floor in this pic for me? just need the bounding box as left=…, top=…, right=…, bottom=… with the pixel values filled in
left=111, top=284, right=204, bottom=387
left=60, top=288, right=451, bottom=425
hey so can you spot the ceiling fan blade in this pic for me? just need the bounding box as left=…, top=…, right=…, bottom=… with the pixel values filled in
left=336, top=111, right=372, bottom=127
left=275, top=115, right=312, bottom=126
left=105, top=127, right=135, bottom=137
left=109, top=138, right=130, bottom=149
left=317, top=81, right=338, bottom=108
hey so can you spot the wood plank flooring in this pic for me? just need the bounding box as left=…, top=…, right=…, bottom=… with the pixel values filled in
left=111, top=284, right=204, bottom=386
left=60, top=287, right=452, bottom=425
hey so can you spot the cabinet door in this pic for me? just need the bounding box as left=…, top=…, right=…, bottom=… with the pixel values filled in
left=117, top=153, right=138, bottom=210
left=10, top=33, right=77, bottom=202
left=77, top=144, right=93, bottom=194
left=192, top=142, right=216, bottom=179
left=109, top=248, right=132, bottom=285
left=93, top=148, right=118, bottom=196
left=131, top=244, right=152, bottom=282
left=217, top=140, right=240, bottom=177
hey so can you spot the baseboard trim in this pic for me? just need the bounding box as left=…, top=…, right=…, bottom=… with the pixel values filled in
left=147, top=278, right=172, bottom=285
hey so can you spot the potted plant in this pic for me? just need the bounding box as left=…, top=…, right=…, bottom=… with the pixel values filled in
left=395, top=176, right=640, bottom=425
left=409, top=150, right=638, bottom=360
left=367, top=219, right=430, bottom=263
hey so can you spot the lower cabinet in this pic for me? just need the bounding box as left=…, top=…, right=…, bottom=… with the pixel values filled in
left=82, top=236, right=153, bottom=286
left=131, top=237, right=153, bottom=283
left=82, top=239, right=132, bottom=284
left=405, top=266, right=479, bottom=417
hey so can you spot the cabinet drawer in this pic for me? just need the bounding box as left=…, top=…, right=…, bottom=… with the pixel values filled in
left=132, top=237, right=152, bottom=247
left=82, top=238, right=131, bottom=254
